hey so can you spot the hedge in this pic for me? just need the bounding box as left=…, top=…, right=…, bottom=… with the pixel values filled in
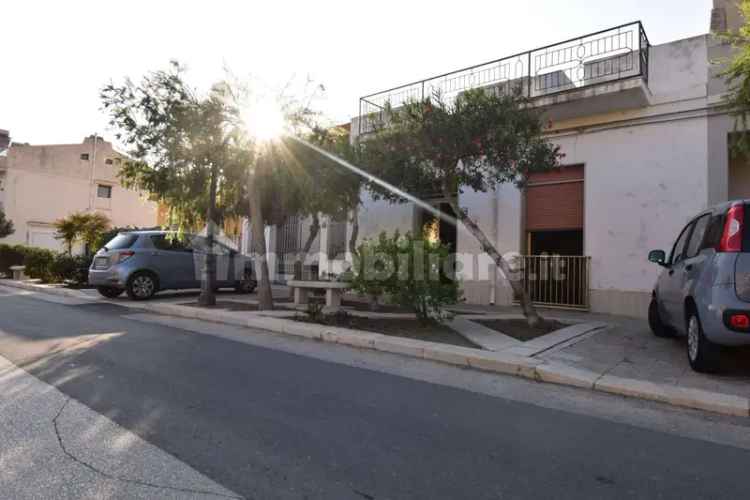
left=0, top=244, right=92, bottom=285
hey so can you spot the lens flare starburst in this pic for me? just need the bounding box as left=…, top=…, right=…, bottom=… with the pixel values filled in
left=242, top=100, right=285, bottom=141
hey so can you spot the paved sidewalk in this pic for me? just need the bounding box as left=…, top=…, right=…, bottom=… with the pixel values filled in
left=0, top=352, right=240, bottom=499
left=537, top=311, right=750, bottom=400
left=3, top=280, right=749, bottom=417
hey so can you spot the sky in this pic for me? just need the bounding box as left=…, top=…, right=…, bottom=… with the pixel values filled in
left=1, top=0, right=713, bottom=146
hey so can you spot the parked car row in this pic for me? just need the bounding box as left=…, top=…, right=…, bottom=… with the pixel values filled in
left=89, top=231, right=257, bottom=300
left=648, top=199, right=750, bottom=373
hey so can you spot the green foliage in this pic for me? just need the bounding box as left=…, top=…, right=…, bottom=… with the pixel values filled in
left=22, top=247, right=56, bottom=282
left=101, top=62, right=250, bottom=231
left=50, top=253, right=92, bottom=286
left=358, top=89, right=561, bottom=201
left=719, top=0, right=750, bottom=153
left=0, top=244, right=26, bottom=276
left=54, top=212, right=111, bottom=255
left=0, top=243, right=92, bottom=284
left=0, top=209, right=14, bottom=238
left=351, top=231, right=460, bottom=323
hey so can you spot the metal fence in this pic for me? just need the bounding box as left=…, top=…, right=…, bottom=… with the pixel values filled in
left=359, top=21, right=649, bottom=135
left=515, top=255, right=591, bottom=310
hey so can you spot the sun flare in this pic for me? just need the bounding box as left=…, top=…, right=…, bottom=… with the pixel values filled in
left=242, top=100, right=285, bottom=141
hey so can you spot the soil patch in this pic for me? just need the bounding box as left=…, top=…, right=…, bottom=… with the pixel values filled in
left=473, top=318, right=567, bottom=342
left=294, top=315, right=480, bottom=349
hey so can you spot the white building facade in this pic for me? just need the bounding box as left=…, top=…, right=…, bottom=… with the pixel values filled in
left=254, top=0, right=750, bottom=319
left=0, top=135, right=158, bottom=253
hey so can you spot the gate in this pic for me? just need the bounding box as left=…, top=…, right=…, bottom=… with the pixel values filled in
left=516, top=255, right=591, bottom=310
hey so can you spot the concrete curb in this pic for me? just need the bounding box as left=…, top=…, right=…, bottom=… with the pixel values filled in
left=3, top=279, right=749, bottom=418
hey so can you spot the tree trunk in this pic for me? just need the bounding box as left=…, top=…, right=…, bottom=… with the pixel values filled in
left=293, top=213, right=320, bottom=280
left=441, top=185, right=541, bottom=327
left=198, top=164, right=218, bottom=307
left=249, top=170, right=274, bottom=310
left=348, top=206, right=360, bottom=258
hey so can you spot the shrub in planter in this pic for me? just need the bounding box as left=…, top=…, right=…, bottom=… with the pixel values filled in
left=23, top=247, right=56, bottom=282
left=51, top=253, right=92, bottom=285
left=0, top=244, right=27, bottom=277
left=352, top=231, right=461, bottom=323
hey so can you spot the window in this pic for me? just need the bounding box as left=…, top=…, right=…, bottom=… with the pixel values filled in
left=685, top=215, right=710, bottom=259
left=702, top=214, right=725, bottom=251
left=670, top=222, right=694, bottom=266
left=97, top=184, right=112, bottom=198
left=104, top=233, right=138, bottom=250
left=150, top=235, right=192, bottom=252
left=105, top=158, right=113, bottom=165
left=80, top=153, right=89, bottom=160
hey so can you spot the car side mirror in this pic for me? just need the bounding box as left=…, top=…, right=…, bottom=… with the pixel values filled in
left=648, top=249, right=667, bottom=267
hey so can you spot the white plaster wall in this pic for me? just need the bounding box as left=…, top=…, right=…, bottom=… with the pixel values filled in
left=554, top=115, right=709, bottom=295
left=648, top=36, right=708, bottom=105
left=354, top=191, right=415, bottom=243
left=455, top=184, right=522, bottom=305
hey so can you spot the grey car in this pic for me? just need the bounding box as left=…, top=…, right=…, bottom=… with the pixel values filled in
left=648, top=200, right=750, bottom=372
left=88, top=231, right=257, bottom=300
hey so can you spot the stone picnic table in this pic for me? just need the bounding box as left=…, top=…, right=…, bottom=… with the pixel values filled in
left=287, top=280, right=351, bottom=311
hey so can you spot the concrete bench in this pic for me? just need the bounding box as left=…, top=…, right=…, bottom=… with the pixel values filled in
left=287, top=280, right=350, bottom=311
left=9, top=265, right=26, bottom=281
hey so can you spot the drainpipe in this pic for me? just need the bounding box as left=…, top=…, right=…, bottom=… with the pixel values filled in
left=88, top=134, right=98, bottom=211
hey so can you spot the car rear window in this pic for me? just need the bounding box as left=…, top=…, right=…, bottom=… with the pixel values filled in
left=702, top=213, right=725, bottom=250
left=105, top=233, right=138, bottom=250
left=745, top=204, right=750, bottom=252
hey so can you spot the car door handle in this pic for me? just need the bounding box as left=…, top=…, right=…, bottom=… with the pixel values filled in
left=668, top=269, right=675, bottom=276
left=685, top=264, right=693, bottom=271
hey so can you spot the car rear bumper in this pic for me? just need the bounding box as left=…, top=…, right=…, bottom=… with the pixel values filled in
left=88, top=268, right=128, bottom=288
left=698, top=284, right=750, bottom=346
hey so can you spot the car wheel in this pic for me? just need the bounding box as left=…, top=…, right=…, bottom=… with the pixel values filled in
left=235, top=271, right=257, bottom=294
left=126, top=272, right=158, bottom=300
left=648, top=298, right=674, bottom=337
left=97, top=286, right=124, bottom=299
left=686, top=311, right=721, bottom=373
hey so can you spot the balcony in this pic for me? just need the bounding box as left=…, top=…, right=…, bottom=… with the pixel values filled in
left=358, top=22, right=650, bottom=134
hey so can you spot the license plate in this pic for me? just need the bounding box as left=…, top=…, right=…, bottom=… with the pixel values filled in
left=94, top=257, right=109, bottom=270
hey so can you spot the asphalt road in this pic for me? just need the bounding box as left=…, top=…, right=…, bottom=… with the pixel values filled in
left=1, top=289, right=750, bottom=499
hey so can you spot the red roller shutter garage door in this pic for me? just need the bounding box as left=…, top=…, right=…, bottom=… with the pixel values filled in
left=525, top=165, right=584, bottom=231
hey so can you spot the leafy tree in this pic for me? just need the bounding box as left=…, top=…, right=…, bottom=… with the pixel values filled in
left=0, top=209, right=14, bottom=238
left=283, top=125, right=363, bottom=279
left=358, top=89, right=561, bottom=326
left=102, top=62, right=247, bottom=306
left=719, top=0, right=750, bottom=153
left=54, top=212, right=111, bottom=255
left=81, top=212, right=111, bottom=253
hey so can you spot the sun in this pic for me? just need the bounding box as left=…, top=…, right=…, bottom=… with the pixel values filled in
left=242, top=100, right=286, bottom=142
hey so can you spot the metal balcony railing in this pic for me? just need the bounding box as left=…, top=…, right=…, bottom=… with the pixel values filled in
left=359, top=21, right=650, bottom=135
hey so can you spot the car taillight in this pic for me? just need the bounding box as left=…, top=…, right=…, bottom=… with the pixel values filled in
left=112, top=250, right=135, bottom=264
left=718, top=203, right=744, bottom=252
left=730, top=313, right=750, bottom=330
left=724, top=310, right=750, bottom=331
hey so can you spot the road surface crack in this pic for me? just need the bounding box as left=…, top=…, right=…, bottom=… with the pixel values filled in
left=52, top=398, right=245, bottom=499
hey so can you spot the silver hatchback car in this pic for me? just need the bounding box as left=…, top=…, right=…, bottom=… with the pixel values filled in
left=648, top=200, right=750, bottom=372
left=88, top=231, right=257, bottom=300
